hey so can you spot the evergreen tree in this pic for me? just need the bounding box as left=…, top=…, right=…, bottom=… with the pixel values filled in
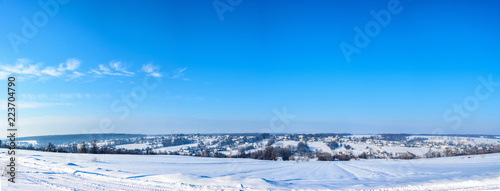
left=79, top=141, right=88, bottom=153
left=90, top=139, right=98, bottom=154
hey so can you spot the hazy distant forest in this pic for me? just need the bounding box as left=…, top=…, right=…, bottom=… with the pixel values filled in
left=3, top=133, right=500, bottom=162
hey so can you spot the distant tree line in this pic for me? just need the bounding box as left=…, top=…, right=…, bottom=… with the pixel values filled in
left=162, top=137, right=193, bottom=147
left=380, top=134, right=411, bottom=141
left=3, top=135, right=500, bottom=162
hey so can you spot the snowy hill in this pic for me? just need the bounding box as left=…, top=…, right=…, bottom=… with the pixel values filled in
left=1, top=149, right=499, bottom=190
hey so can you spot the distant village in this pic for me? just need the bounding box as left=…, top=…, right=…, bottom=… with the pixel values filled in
left=3, top=133, right=500, bottom=161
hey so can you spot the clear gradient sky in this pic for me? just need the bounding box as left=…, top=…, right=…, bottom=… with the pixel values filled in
left=1, top=0, right=499, bottom=137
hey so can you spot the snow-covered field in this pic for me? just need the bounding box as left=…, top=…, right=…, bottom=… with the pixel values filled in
left=1, top=149, right=499, bottom=190
left=338, top=142, right=436, bottom=156
left=273, top=141, right=333, bottom=154
left=153, top=143, right=199, bottom=153
left=271, top=140, right=438, bottom=156
left=115, top=143, right=151, bottom=150
left=408, top=135, right=500, bottom=144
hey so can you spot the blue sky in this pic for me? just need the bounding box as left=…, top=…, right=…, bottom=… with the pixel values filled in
left=1, top=0, right=499, bottom=137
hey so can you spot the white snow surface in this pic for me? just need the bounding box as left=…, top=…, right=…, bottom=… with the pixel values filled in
left=1, top=149, right=499, bottom=190
left=272, top=141, right=333, bottom=154
left=408, top=135, right=500, bottom=144
left=340, top=143, right=438, bottom=156
left=153, top=143, right=199, bottom=153
left=115, top=143, right=151, bottom=150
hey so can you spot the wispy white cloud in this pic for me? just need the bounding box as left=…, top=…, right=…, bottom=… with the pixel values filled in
left=19, top=102, right=74, bottom=108
left=1, top=58, right=190, bottom=82
left=58, top=59, right=80, bottom=71
left=0, top=100, right=73, bottom=110
left=41, top=66, right=62, bottom=76
left=0, top=58, right=43, bottom=76
left=141, top=63, right=162, bottom=77
left=91, top=61, right=134, bottom=76
left=110, top=61, right=134, bottom=75
left=166, top=93, right=205, bottom=101
left=67, top=71, right=85, bottom=80
left=0, top=58, right=83, bottom=79
left=20, top=93, right=112, bottom=100
left=151, top=72, right=162, bottom=77
left=20, top=93, right=48, bottom=100
left=169, top=67, right=187, bottom=79
left=0, top=71, right=10, bottom=80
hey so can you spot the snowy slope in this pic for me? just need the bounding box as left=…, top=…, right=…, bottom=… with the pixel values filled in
left=115, top=143, right=151, bottom=150
left=340, top=142, right=437, bottom=156
left=408, top=135, right=500, bottom=144
left=272, top=141, right=333, bottom=154
left=153, top=143, right=199, bottom=153
left=1, top=149, right=499, bottom=190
